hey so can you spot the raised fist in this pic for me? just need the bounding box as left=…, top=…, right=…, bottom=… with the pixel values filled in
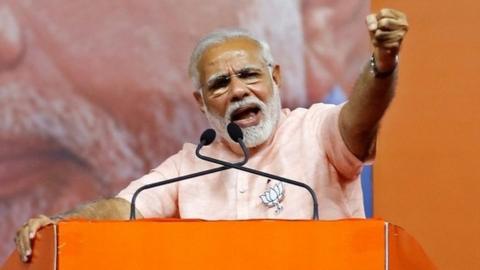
left=367, top=8, right=409, bottom=73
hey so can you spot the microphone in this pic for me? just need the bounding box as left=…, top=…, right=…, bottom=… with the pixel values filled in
left=200, top=128, right=216, bottom=146
left=129, top=128, right=247, bottom=220
left=196, top=123, right=319, bottom=220
left=195, top=123, right=250, bottom=166
left=227, top=122, right=243, bottom=142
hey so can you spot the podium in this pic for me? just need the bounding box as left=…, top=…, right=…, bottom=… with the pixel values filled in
left=1, top=219, right=435, bottom=270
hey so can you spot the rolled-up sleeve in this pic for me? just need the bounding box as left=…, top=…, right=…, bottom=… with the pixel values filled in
left=319, top=104, right=364, bottom=180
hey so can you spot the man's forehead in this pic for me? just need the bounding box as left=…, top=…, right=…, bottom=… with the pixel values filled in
left=198, top=38, right=264, bottom=76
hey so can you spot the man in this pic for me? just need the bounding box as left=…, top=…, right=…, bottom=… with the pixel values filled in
left=14, top=8, right=408, bottom=263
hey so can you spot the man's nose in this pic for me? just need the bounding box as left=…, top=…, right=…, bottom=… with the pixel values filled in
left=229, top=76, right=250, bottom=102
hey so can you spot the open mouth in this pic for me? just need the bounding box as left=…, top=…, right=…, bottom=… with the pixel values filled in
left=229, top=104, right=261, bottom=128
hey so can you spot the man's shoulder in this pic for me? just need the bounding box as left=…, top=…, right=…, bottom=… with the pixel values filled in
left=283, top=102, right=338, bottom=120
left=273, top=103, right=340, bottom=141
left=181, top=142, right=197, bottom=151
left=157, top=142, right=197, bottom=165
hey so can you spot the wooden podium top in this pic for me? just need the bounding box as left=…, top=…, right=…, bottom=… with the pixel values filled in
left=1, top=218, right=435, bottom=270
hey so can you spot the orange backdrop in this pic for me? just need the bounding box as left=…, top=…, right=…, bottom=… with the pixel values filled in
left=372, top=1, right=480, bottom=269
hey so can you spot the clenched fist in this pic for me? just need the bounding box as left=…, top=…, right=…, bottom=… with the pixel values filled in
left=366, top=8, right=409, bottom=73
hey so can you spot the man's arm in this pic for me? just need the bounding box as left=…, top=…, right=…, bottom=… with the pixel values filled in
left=15, top=197, right=142, bottom=262
left=339, top=8, right=408, bottom=161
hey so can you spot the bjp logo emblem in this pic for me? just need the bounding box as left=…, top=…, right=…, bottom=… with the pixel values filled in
left=260, top=181, right=285, bottom=214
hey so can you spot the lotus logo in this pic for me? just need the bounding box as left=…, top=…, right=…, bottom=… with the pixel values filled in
left=260, top=181, right=285, bottom=214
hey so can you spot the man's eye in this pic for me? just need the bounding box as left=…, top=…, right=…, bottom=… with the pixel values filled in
left=238, top=71, right=260, bottom=79
left=209, top=77, right=230, bottom=91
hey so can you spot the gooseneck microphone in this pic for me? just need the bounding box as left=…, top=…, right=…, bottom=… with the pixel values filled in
left=195, top=124, right=250, bottom=168
left=199, top=128, right=216, bottom=146
left=129, top=128, right=246, bottom=220
left=196, top=123, right=320, bottom=220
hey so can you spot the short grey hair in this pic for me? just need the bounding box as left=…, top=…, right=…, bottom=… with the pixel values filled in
left=188, top=28, right=274, bottom=90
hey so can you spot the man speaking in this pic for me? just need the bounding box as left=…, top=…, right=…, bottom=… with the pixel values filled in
left=15, top=8, right=408, bottom=262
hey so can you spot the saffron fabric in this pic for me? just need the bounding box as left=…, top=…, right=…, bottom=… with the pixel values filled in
left=117, top=103, right=365, bottom=220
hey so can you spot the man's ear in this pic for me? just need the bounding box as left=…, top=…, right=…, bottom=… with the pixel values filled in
left=193, top=91, right=206, bottom=114
left=271, top=64, right=282, bottom=88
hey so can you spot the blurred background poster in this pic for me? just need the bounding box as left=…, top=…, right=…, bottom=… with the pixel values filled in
left=0, top=0, right=370, bottom=262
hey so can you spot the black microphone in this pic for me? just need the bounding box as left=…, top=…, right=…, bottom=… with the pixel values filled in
left=195, top=123, right=250, bottom=166
left=129, top=128, right=247, bottom=220
left=200, top=128, right=216, bottom=146
left=196, top=122, right=319, bottom=220
left=227, top=122, right=243, bottom=142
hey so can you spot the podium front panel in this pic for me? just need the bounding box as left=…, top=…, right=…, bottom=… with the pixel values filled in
left=56, top=219, right=384, bottom=269
left=2, top=219, right=434, bottom=270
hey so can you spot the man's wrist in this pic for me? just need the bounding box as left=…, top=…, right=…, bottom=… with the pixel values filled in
left=370, top=54, right=398, bottom=78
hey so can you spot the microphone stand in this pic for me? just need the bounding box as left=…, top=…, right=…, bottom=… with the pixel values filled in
left=196, top=138, right=319, bottom=220
left=129, top=140, right=247, bottom=220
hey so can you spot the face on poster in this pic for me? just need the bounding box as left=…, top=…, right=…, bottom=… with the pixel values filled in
left=0, top=0, right=369, bottom=261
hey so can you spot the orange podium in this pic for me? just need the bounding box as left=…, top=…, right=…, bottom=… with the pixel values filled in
left=1, top=219, right=435, bottom=270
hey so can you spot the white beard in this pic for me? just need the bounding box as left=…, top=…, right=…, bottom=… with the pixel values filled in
left=204, top=85, right=281, bottom=148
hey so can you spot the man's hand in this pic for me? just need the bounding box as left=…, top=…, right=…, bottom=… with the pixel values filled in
left=14, top=198, right=141, bottom=263
left=15, top=215, right=56, bottom=262
left=366, top=8, right=409, bottom=73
